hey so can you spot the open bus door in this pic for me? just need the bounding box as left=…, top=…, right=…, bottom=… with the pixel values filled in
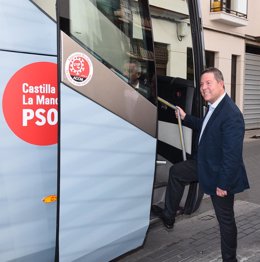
left=57, top=1, right=157, bottom=261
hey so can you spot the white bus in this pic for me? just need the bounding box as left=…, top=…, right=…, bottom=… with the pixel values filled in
left=0, top=1, right=205, bottom=261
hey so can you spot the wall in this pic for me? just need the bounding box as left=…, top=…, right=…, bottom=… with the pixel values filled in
left=152, top=17, right=193, bottom=78
left=245, top=0, right=260, bottom=37
left=200, top=0, right=251, bottom=111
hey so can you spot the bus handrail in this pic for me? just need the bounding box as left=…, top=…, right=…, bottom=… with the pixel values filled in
left=157, top=97, right=187, bottom=161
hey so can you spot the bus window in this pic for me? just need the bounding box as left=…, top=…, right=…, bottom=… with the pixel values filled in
left=60, top=0, right=156, bottom=102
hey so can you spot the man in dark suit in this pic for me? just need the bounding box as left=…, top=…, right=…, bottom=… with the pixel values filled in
left=159, top=67, right=249, bottom=262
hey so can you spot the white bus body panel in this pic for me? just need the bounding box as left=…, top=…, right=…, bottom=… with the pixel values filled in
left=0, top=0, right=56, bottom=55
left=0, top=1, right=57, bottom=261
left=0, top=52, right=57, bottom=262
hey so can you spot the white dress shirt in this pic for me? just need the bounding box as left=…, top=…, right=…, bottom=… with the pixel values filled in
left=198, top=93, right=226, bottom=143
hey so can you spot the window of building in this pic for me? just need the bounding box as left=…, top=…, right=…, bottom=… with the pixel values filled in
left=187, top=47, right=194, bottom=80
left=205, top=50, right=215, bottom=68
left=154, top=42, right=168, bottom=76
left=187, top=48, right=215, bottom=81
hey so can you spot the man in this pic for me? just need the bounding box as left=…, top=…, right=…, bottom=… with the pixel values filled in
left=123, top=60, right=150, bottom=99
left=159, top=67, right=249, bottom=262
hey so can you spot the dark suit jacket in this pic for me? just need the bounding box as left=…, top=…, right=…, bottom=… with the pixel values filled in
left=184, top=94, right=250, bottom=195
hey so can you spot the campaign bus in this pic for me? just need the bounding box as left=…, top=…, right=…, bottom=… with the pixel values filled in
left=0, top=0, right=205, bottom=261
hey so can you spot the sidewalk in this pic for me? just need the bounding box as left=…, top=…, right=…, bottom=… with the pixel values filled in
left=117, top=200, right=260, bottom=262
left=116, top=130, right=260, bottom=262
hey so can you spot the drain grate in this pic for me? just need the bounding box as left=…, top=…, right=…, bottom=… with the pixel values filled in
left=251, top=135, right=260, bottom=139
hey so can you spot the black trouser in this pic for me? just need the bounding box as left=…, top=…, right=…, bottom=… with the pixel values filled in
left=211, top=194, right=237, bottom=262
left=163, top=159, right=237, bottom=261
left=163, top=159, right=197, bottom=219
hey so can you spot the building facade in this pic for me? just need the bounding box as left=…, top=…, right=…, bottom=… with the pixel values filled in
left=150, top=0, right=260, bottom=129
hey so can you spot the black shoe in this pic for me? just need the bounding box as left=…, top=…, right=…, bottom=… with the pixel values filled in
left=160, top=213, right=175, bottom=230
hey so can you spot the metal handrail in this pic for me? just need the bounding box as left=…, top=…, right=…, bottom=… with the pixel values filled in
left=158, top=97, right=187, bottom=161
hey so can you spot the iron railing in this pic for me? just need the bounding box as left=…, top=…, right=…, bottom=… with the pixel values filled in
left=210, top=1, right=247, bottom=19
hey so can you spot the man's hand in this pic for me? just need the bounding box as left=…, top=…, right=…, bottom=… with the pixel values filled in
left=175, top=106, right=186, bottom=120
left=216, top=187, right=227, bottom=197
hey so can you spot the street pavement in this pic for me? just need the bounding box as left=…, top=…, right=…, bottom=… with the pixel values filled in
left=115, top=130, right=260, bottom=262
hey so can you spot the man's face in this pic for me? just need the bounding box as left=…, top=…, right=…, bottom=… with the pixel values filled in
left=123, top=63, right=140, bottom=84
left=200, top=72, right=225, bottom=104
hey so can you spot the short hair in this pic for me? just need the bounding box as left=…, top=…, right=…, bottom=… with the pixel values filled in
left=201, top=67, right=224, bottom=82
left=133, top=60, right=142, bottom=73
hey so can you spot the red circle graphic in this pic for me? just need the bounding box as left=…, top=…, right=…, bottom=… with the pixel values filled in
left=2, top=62, right=58, bottom=146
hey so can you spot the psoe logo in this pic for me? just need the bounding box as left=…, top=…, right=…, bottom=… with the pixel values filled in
left=65, top=52, right=93, bottom=87
left=2, top=62, right=58, bottom=146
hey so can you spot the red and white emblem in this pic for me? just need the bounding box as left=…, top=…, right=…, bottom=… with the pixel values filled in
left=65, top=52, right=93, bottom=86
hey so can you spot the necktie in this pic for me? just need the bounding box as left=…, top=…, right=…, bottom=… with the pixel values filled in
left=198, top=105, right=214, bottom=143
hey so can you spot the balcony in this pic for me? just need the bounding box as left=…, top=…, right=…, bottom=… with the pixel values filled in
left=210, top=0, right=248, bottom=27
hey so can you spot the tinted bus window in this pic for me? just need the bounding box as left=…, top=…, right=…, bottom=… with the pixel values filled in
left=60, top=0, right=156, bottom=102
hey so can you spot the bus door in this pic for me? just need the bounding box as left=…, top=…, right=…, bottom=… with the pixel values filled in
left=151, top=0, right=205, bottom=216
left=58, top=1, right=157, bottom=261
left=0, top=1, right=57, bottom=261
